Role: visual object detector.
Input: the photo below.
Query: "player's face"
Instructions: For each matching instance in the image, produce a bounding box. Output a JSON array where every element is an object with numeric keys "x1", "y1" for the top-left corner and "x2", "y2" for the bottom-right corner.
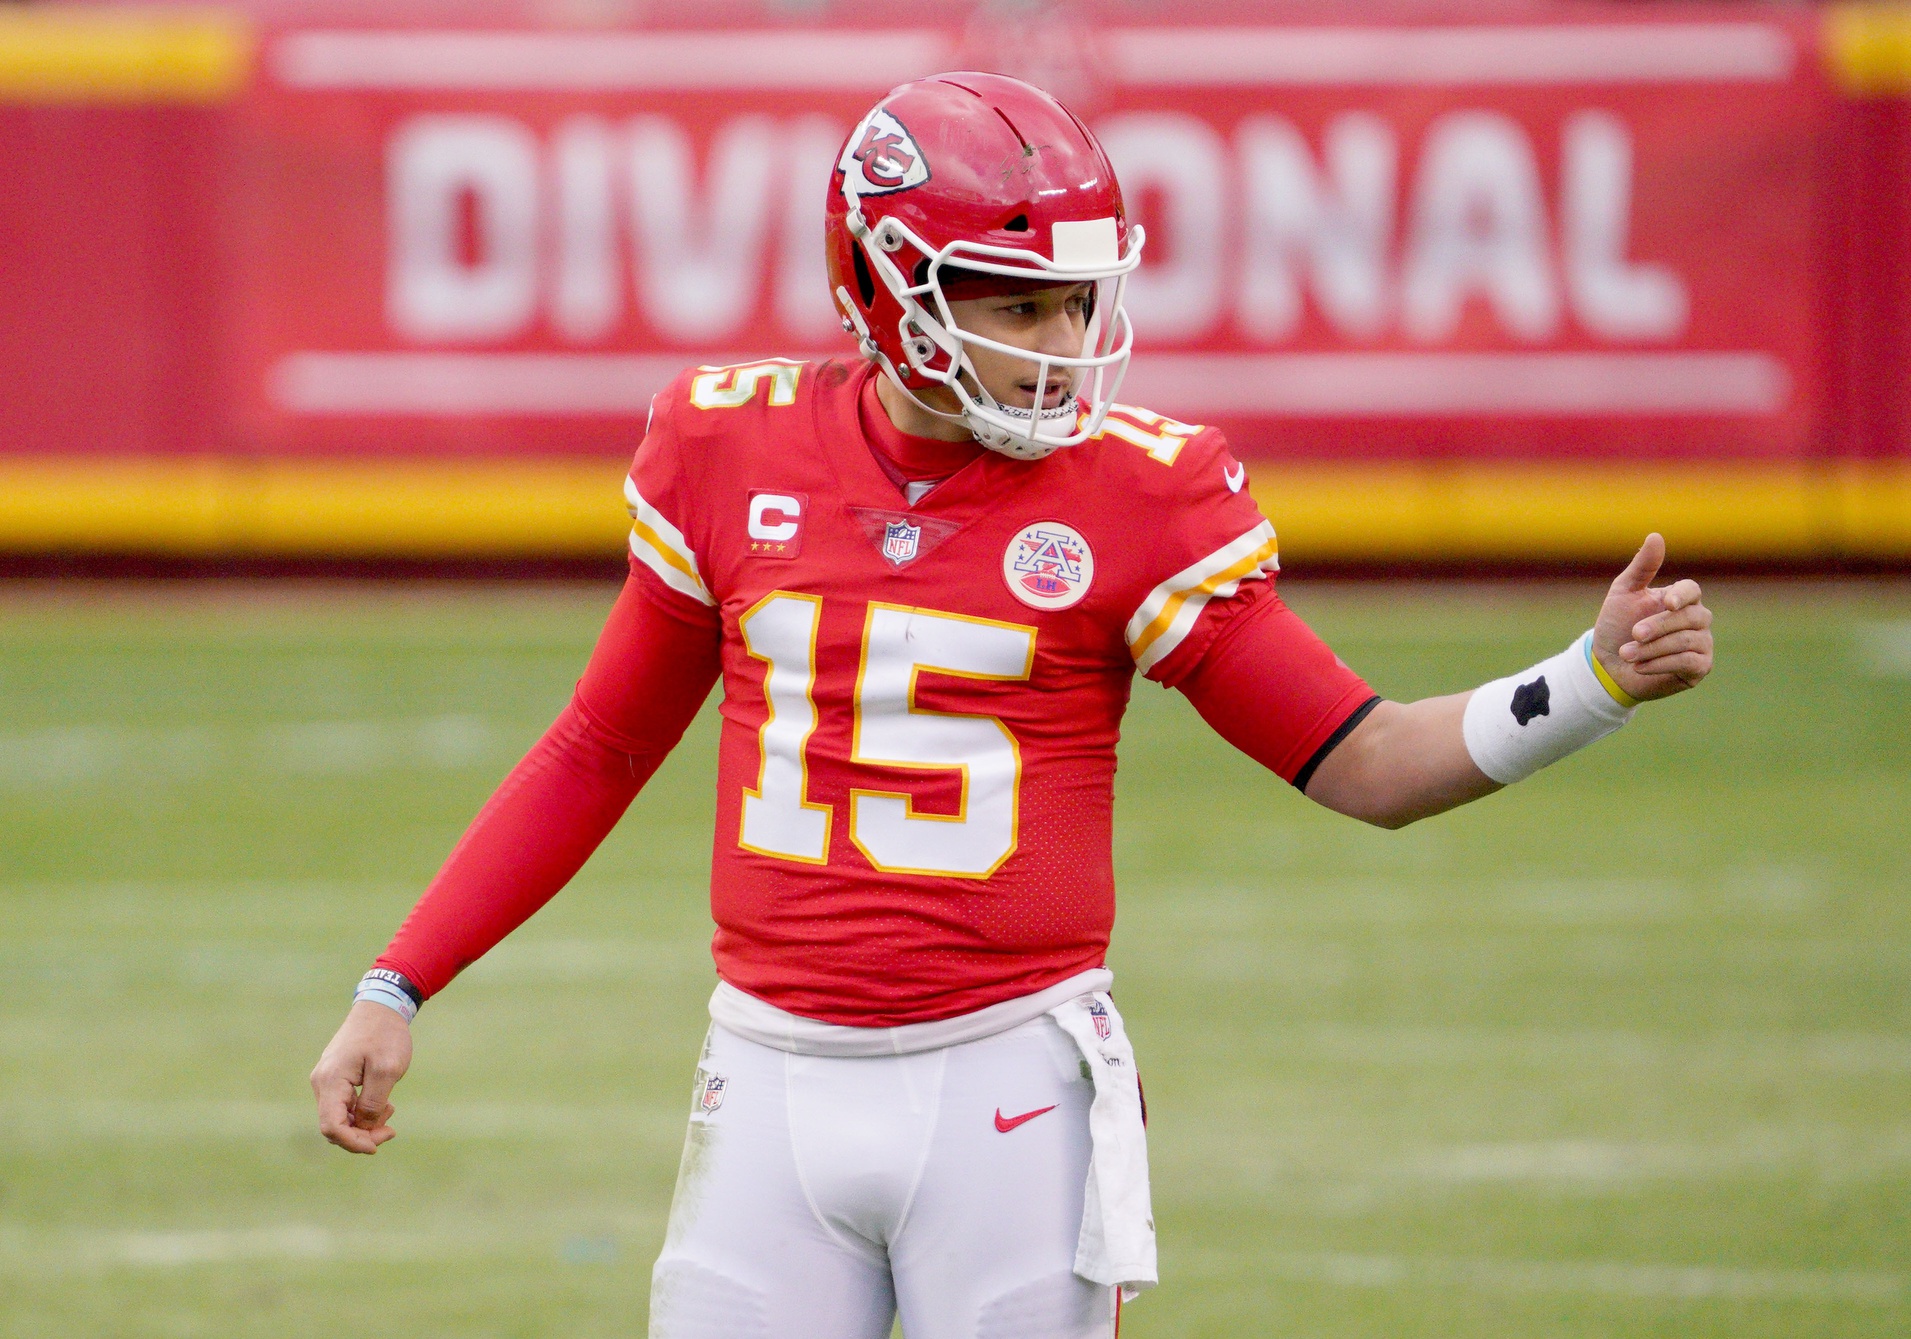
[{"x1": 945, "y1": 283, "x2": 1093, "y2": 413}]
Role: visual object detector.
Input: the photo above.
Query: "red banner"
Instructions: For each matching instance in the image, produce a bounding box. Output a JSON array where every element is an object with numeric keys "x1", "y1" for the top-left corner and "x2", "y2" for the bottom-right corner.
[{"x1": 223, "y1": 7, "x2": 1831, "y2": 462}]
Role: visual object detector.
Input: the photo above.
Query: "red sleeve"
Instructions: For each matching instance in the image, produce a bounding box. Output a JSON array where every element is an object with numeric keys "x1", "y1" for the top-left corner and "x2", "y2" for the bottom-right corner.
[
  {"x1": 374, "y1": 570, "x2": 722, "y2": 998},
  {"x1": 1175, "y1": 582, "x2": 1381, "y2": 789},
  {"x1": 624, "y1": 373, "x2": 719, "y2": 610},
  {"x1": 1122, "y1": 426, "x2": 1281, "y2": 682}
]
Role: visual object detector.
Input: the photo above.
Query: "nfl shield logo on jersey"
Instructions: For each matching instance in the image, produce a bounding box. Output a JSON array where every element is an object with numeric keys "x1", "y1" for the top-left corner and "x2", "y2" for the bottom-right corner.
[
  {"x1": 1087, "y1": 999, "x2": 1112, "y2": 1041},
  {"x1": 881, "y1": 519, "x2": 922, "y2": 566},
  {"x1": 698, "y1": 1071, "x2": 727, "y2": 1114},
  {"x1": 1003, "y1": 521, "x2": 1095, "y2": 611}
]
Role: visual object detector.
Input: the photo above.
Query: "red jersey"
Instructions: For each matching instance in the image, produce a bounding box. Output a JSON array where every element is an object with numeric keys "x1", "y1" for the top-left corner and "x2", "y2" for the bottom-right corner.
[
  {"x1": 621, "y1": 357, "x2": 1360, "y2": 1024},
  {"x1": 375, "y1": 356, "x2": 1374, "y2": 1024}
]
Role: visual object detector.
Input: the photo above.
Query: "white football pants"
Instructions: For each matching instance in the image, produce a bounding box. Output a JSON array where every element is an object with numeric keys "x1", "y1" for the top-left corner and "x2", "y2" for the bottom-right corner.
[{"x1": 648, "y1": 1017, "x2": 1120, "y2": 1338}]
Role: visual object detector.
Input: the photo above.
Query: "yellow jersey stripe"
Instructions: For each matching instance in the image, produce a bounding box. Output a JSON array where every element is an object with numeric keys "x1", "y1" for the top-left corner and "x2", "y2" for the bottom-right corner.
[
  {"x1": 623, "y1": 475, "x2": 712, "y2": 605},
  {"x1": 1125, "y1": 521, "x2": 1278, "y2": 645},
  {"x1": 1125, "y1": 521, "x2": 1280, "y2": 673},
  {"x1": 629, "y1": 517, "x2": 699, "y2": 584},
  {"x1": 1129, "y1": 539, "x2": 1279, "y2": 670},
  {"x1": 1123, "y1": 523, "x2": 1276, "y2": 649},
  {"x1": 627, "y1": 528, "x2": 714, "y2": 606}
]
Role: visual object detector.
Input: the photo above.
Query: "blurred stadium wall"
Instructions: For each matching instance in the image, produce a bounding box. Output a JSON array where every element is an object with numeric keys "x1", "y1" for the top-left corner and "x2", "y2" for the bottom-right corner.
[{"x1": 2, "y1": 0, "x2": 1910, "y2": 567}]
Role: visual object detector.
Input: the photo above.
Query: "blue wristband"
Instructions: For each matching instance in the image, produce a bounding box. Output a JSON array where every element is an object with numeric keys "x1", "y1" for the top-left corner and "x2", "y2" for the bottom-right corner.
[{"x1": 354, "y1": 969, "x2": 421, "y2": 1023}]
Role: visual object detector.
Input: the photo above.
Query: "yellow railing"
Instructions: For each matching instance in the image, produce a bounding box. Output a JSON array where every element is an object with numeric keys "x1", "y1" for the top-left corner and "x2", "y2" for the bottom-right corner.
[
  {"x1": 1, "y1": 457, "x2": 1906, "y2": 562},
  {"x1": 1825, "y1": 3, "x2": 1911, "y2": 94},
  {"x1": 0, "y1": 8, "x2": 1907, "y2": 562},
  {"x1": 0, "y1": 8, "x2": 251, "y2": 103}
]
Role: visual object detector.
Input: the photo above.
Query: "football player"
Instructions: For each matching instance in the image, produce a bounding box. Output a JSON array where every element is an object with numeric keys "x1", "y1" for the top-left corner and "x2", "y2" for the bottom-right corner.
[{"x1": 311, "y1": 73, "x2": 1714, "y2": 1338}]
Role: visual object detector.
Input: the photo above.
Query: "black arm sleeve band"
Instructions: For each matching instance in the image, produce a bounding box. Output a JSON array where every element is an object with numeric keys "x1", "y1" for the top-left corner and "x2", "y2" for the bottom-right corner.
[{"x1": 1291, "y1": 695, "x2": 1384, "y2": 793}]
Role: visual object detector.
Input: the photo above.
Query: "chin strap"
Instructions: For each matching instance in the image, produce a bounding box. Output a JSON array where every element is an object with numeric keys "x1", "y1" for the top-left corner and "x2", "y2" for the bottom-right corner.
[
  {"x1": 965, "y1": 396, "x2": 1081, "y2": 460},
  {"x1": 872, "y1": 356, "x2": 1078, "y2": 461}
]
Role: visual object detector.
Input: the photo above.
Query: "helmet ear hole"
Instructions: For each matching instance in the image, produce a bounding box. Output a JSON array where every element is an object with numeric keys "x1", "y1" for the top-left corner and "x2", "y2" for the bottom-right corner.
[{"x1": 851, "y1": 246, "x2": 877, "y2": 310}]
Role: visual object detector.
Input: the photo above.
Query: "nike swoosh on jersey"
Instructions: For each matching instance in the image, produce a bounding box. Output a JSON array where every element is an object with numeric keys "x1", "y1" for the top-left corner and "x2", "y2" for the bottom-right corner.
[
  {"x1": 1223, "y1": 462, "x2": 1246, "y2": 493},
  {"x1": 994, "y1": 1104, "x2": 1058, "y2": 1133}
]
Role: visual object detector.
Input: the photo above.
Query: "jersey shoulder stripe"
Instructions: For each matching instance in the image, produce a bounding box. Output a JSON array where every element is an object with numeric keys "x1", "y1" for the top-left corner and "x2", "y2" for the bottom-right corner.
[
  {"x1": 625, "y1": 475, "x2": 715, "y2": 607},
  {"x1": 1125, "y1": 520, "x2": 1279, "y2": 673}
]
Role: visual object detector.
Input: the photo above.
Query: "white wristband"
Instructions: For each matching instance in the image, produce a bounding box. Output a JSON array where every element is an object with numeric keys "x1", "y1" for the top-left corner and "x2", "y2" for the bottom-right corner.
[
  {"x1": 354, "y1": 969, "x2": 420, "y2": 1023},
  {"x1": 1462, "y1": 632, "x2": 1635, "y2": 784}
]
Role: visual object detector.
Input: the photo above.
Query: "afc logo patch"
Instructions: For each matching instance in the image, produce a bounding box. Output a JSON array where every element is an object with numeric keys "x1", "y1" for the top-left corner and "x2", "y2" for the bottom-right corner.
[
  {"x1": 1003, "y1": 521, "x2": 1094, "y2": 611},
  {"x1": 697, "y1": 1070, "x2": 727, "y2": 1114},
  {"x1": 747, "y1": 491, "x2": 805, "y2": 559}
]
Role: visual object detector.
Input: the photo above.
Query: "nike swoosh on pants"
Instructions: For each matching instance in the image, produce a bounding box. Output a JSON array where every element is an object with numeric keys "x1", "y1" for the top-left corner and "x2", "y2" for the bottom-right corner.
[{"x1": 993, "y1": 1104, "x2": 1057, "y2": 1133}]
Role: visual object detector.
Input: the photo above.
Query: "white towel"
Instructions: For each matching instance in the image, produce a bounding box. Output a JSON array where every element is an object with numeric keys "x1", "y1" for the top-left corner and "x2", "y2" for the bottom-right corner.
[{"x1": 1048, "y1": 991, "x2": 1157, "y2": 1301}]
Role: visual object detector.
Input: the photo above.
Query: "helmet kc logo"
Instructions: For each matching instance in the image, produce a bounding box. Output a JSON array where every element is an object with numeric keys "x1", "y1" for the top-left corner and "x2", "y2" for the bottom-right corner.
[
  {"x1": 856, "y1": 128, "x2": 914, "y2": 187},
  {"x1": 840, "y1": 108, "x2": 931, "y2": 196}
]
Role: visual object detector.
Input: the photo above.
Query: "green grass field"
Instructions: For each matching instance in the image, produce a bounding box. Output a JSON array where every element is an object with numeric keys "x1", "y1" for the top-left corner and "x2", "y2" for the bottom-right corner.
[{"x1": 2, "y1": 577, "x2": 1907, "y2": 1338}]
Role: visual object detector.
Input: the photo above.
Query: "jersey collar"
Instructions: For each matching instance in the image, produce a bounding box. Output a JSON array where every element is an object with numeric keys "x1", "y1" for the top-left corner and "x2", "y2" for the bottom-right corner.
[
  {"x1": 857, "y1": 372, "x2": 986, "y2": 489},
  {"x1": 814, "y1": 359, "x2": 1012, "y2": 515}
]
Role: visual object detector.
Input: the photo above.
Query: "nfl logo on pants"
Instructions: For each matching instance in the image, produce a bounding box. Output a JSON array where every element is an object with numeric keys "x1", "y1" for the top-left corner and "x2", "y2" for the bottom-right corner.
[{"x1": 882, "y1": 519, "x2": 921, "y2": 565}]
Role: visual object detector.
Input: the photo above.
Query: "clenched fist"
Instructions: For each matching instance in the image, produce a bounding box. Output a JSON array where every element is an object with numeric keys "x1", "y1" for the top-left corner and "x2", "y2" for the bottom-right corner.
[{"x1": 310, "y1": 1000, "x2": 413, "y2": 1154}]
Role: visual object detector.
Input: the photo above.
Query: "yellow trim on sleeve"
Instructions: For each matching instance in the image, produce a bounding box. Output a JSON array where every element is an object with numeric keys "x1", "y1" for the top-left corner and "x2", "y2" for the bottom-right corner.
[
  {"x1": 628, "y1": 518, "x2": 702, "y2": 585},
  {"x1": 1128, "y1": 539, "x2": 1278, "y2": 665}
]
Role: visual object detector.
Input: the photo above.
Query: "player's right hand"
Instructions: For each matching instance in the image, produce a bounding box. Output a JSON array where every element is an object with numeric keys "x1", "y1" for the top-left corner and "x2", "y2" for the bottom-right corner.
[
  {"x1": 310, "y1": 1000, "x2": 413, "y2": 1154},
  {"x1": 1591, "y1": 533, "x2": 1714, "y2": 701}
]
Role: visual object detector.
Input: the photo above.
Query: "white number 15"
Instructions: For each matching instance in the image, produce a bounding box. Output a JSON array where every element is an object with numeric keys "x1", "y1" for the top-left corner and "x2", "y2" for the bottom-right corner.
[{"x1": 737, "y1": 595, "x2": 1036, "y2": 879}]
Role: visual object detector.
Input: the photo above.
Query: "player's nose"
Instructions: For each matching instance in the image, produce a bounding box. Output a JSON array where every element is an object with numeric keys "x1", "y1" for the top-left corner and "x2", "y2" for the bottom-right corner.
[{"x1": 1032, "y1": 306, "x2": 1087, "y2": 360}]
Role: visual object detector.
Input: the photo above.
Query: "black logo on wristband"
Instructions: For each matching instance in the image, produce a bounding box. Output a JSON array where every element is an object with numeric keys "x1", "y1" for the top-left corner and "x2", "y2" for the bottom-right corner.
[{"x1": 1511, "y1": 676, "x2": 1551, "y2": 726}]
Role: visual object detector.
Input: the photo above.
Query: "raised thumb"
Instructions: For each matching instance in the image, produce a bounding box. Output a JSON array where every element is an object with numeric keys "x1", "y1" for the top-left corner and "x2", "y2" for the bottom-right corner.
[{"x1": 1613, "y1": 533, "x2": 1665, "y2": 593}]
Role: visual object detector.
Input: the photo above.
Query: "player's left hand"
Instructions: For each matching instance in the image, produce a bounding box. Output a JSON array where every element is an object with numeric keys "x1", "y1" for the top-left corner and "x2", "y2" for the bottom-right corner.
[{"x1": 1592, "y1": 533, "x2": 1713, "y2": 703}]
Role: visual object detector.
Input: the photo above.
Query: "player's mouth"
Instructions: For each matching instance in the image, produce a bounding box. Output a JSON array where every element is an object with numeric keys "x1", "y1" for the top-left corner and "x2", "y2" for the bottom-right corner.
[{"x1": 1018, "y1": 374, "x2": 1075, "y2": 411}]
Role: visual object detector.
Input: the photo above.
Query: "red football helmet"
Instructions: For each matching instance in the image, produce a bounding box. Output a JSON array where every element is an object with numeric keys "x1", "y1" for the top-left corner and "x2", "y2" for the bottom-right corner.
[{"x1": 825, "y1": 72, "x2": 1144, "y2": 460}]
